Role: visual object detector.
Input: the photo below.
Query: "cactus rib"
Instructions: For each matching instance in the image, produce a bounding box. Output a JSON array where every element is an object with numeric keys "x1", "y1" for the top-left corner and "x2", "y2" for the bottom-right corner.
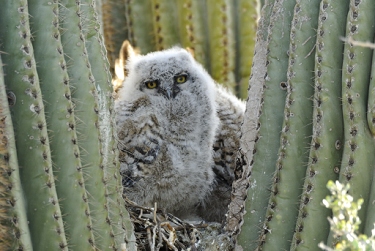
[
  {"x1": 0, "y1": 55, "x2": 33, "y2": 251},
  {"x1": 327, "y1": 0, "x2": 375, "y2": 243},
  {"x1": 257, "y1": 0, "x2": 320, "y2": 249},
  {"x1": 290, "y1": 0, "x2": 349, "y2": 249},
  {"x1": 234, "y1": 0, "x2": 258, "y2": 99},
  {"x1": 81, "y1": 0, "x2": 137, "y2": 248},
  {"x1": 60, "y1": 0, "x2": 118, "y2": 249},
  {"x1": 0, "y1": 0, "x2": 68, "y2": 249},
  {"x1": 176, "y1": 0, "x2": 208, "y2": 67},
  {"x1": 206, "y1": 0, "x2": 236, "y2": 91},
  {"x1": 229, "y1": 0, "x2": 274, "y2": 243},
  {"x1": 150, "y1": 0, "x2": 179, "y2": 50},
  {"x1": 27, "y1": 0, "x2": 97, "y2": 249},
  {"x1": 125, "y1": 0, "x2": 156, "y2": 54},
  {"x1": 236, "y1": 0, "x2": 295, "y2": 249}
]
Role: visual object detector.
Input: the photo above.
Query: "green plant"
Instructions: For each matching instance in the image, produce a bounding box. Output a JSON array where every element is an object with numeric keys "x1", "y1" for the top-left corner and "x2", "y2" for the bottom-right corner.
[{"x1": 319, "y1": 180, "x2": 375, "y2": 251}]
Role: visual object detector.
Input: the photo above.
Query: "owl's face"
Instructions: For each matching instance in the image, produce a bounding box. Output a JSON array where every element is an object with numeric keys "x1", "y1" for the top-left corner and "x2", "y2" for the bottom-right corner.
[{"x1": 120, "y1": 48, "x2": 216, "y2": 103}]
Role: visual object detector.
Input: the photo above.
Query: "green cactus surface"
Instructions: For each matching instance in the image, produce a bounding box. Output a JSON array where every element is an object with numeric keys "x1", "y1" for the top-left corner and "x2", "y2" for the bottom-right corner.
[
  {"x1": 290, "y1": 0, "x2": 348, "y2": 249},
  {"x1": 328, "y1": 0, "x2": 375, "y2": 243},
  {"x1": 81, "y1": 0, "x2": 136, "y2": 248},
  {"x1": 236, "y1": 0, "x2": 295, "y2": 249},
  {"x1": 0, "y1": 1, "x2": 68, "y2": 249},
  {"x1": 28, "y1": 0, "x2": 96, "y2": 249},
  {"x1": 0, "y1": 55, "x2": 33, "y2": 251},
  {"x1": 0, "y1": 0, "x2": 136, "y2": 250}
]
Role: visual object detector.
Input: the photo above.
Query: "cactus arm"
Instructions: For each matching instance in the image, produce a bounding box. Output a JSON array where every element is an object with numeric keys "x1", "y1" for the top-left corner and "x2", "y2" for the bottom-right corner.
[
  {"x1": 235, "y1": 0, "x2": 258, "y2": 99},
  {"x1": 206, "y1": 0, "x2": 236, "y2": 91},
  {"x1": 0, "y1": 1, "x2": 68, "y2": 250},
  {"x1": 80, "y1": 0, "x2": 137, "y2": 249},
  {"x1": 150, "y1": 0, "x2": 179, "y2": 50},
  {"x1": 176, "y1": 0, "x2": 208, "y2": 67},
  {"x1": 236, "y1": 0, "x2": 295, "y2": 249},
  {"x1": 0, "y1": 55, "x2": 32, "y2": 251},
  {"x1": 257, "y1": 0, "x2": 320, "y2": 249},
  {"x1": 27, "y1": 0, "x2": 98, "y2": 249},
  {"x1": 125, "y1": 0, "x2": 156, "y2": 54},
  {"x1": 326, "y1": 0, "x2": 375, "y2": 243},
  {"x1": 290, "y1": 1, "x2": 349, "y2": 249}
]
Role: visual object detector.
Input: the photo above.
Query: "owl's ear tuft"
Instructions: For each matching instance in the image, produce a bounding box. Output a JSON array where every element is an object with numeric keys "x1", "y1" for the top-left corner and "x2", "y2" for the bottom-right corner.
[
  {"x1": 113, "y1": 40, "x2": 140, "y2": 92},
  {"x1": 185, "y1": 47, "x2": 195, "y2": 58}
]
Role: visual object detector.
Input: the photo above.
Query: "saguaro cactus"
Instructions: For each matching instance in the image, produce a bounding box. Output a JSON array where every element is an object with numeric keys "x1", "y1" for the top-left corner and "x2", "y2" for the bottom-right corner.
[
  {"x1": 0, "y1": 54, "x2": 33, "y2": 251},
  {"x1": 234, "y1": 0, "x2": 375, "y2": 250},
  {"x1": 0, "y1": 0, "x2": 135, "y2": 250}
]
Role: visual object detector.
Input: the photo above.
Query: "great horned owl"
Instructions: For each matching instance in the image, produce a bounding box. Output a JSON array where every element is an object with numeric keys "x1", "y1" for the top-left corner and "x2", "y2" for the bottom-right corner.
[{"x1": 114, "y1": 41, "x2": 245, "y2": 222}]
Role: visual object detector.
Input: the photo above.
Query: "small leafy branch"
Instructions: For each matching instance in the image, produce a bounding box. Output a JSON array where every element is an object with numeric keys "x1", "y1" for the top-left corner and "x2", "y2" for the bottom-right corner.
[{"x1": 319, "y1": 181, "x2": 375, "y2": 251}]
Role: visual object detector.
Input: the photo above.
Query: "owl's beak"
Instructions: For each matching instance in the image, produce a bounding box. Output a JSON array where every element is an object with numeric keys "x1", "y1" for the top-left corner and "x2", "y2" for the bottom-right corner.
[{"x1": 159, "y1": 85, "x2": 180, "y2": 99}]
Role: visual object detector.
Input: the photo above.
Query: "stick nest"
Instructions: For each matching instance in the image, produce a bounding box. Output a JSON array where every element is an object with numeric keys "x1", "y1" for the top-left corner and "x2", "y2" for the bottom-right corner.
[{"x1": 124, "y1": 197, "x2": 233, "y2": 251}]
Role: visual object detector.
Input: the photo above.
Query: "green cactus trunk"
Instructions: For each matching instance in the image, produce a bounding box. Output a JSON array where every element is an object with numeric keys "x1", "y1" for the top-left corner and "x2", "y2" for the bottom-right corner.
[
  {"x1": 234, "y1": 0, "x2": 258, "y2": 99},
  {"x1": 81, "y1": 0, "x2": 137, "y2": 248},
  {"x1": 0, "y1": 54, "x2": 33, "y2": 251},
  {"x1": 206, "y1": 0, "x2": 236, "y2": 91},
  {"x1": 29, "y1": 0, "x2": 97, "y2": 248},
  {"x1": 291, "y1": 0, "x2": 348, "y2": 249},
  {"x1": 125, "y1": 0, "x2": 156, "y2": 54},
  {"x1": 236, "y1": 0, "x2": 294, "y2": 248},
  {"x1": 0, "y1": 1, "x2": 136, "y2": 250},
  {"x1": 0, "y1": 1, "x2": 68, "y2": 250},
  {"x1": 327, "y1": 0, "x2": 375, "y2": 245},
  {"x1": 235, "y1": 0, "x2": 375, "y2": 250}
]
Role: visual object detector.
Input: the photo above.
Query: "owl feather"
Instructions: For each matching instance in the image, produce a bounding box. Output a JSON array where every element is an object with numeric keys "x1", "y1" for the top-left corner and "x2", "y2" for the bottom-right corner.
[{"x1": 114, "y1": 42, "x2": 245, "y2": 222}]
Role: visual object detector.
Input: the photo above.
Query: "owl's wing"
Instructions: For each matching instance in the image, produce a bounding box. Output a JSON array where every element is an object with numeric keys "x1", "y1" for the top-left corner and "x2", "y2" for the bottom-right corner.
[
  {"x1": 212, "y1": 86, "x2": 246, "y2": 186},
  {"x1": 116, "y1": 98, "x2": 163, "y2": 187}
]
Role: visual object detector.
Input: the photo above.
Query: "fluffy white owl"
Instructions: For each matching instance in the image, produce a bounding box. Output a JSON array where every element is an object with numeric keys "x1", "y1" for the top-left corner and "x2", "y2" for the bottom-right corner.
[{"x1": 114, "y1": 41, "x2": 245, "y2": 222}]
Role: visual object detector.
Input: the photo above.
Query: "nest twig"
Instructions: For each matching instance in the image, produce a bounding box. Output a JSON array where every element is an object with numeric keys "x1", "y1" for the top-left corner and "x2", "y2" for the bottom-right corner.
[{"x1": 124, "y1": 197, "x2": 210, "y2": 251}]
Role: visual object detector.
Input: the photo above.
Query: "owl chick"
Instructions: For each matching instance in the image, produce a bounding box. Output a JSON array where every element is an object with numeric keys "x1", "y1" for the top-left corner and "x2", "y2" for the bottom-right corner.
[{"x1": 114, "y1": 41, "x2": 245, "y2": 222}]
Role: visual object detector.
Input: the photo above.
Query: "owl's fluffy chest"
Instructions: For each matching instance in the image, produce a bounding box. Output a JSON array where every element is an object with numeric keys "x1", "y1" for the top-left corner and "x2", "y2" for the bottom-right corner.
[{"x1": 151, "y1": 93, "x2": 205, "y2": 141}]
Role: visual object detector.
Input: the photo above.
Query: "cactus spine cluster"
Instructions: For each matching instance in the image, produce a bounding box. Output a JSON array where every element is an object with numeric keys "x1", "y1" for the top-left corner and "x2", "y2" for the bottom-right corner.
[
  {"x1": 234, "y1": 0, "x2": 375, "y2": 250},
  {"x1": 0, "y1": 0, "x2": 135, "y2": 250}
]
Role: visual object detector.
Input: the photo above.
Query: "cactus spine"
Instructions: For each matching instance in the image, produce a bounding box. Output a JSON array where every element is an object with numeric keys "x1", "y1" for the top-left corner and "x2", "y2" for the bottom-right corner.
[
  {"x1": 236, "y1": 0, "x2": 294, "y2": 248},
  {"x1": 0, "y1": 1, "x2": 68, "y2": 249},
  {"x1": 81, "y1": 0, "x2": 137, "y2": 248},
  {"x1": 0, "y1": 55, "x2": 32, "y2": 251},
  {"x1": 328, "y1": 0, "x2": 375, "y2": 243},
  {"x1": 27, "y1": 0, "x2": 96, "y2": 249},
  {"x1": 0, "y1": 0, "x2": 136, "y2": 250},
  {"x1": 291, "y1": 0, "x2": 348, "y2": 248},
  {"x1": 235, "y1": 0, "x2": 375, "y2": 250}
]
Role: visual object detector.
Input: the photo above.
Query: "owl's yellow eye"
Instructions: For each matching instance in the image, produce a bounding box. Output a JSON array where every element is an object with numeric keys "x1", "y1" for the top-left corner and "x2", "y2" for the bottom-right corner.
[
  {"x1": 145, "y1": 80, "x2": 158, "y2": 89},
  {"x1": 175, "y1": 74, "x2": 187, "y2": 84}
]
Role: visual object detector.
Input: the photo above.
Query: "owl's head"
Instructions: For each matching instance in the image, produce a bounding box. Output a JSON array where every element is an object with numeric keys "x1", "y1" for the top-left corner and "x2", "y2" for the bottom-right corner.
[{"x1": 115, "y1": 42, "x2": 216, "y2": 103}]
